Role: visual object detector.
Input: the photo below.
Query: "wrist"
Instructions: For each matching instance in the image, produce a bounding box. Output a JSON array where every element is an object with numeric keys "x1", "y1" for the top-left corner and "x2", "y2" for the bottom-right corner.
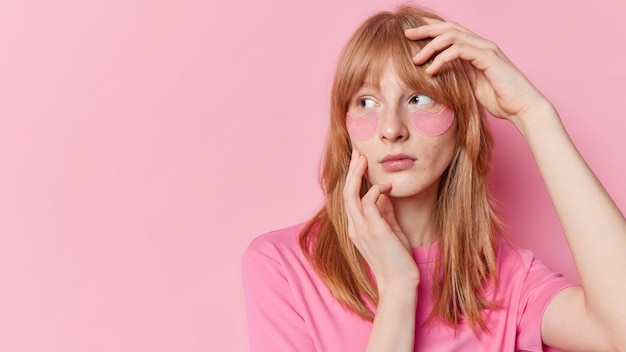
[
  {"x1": 376, "y1": 289, "x2": 418, "y2": 316},
  {"x1": 377, "y1": 280, "x2": 419, "y2": 302},
  {"x1": 509, "y1": 99, "x2": 561, "y2": 138}
]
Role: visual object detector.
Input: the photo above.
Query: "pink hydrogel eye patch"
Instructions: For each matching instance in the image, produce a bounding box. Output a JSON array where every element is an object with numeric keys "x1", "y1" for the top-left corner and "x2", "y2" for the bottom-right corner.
[
  {"x1": 346, "y1": 111, "x2": 379, "y2": 140},
  {"x1": 411, "y1": 107, "x2": 455, "y2": 136}
]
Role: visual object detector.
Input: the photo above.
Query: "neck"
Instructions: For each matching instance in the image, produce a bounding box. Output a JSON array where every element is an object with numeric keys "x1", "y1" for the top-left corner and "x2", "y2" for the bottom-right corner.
[{"x1": 390, "y1": 182, "x2": 439, "y2": 248}]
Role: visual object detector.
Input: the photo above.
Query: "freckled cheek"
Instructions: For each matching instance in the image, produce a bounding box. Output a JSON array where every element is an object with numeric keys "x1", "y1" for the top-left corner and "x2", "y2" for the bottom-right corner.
[
  {"x1": 411, "y1": 107, "x2": 455, "y2": 136},
  {"x1": 428, "y1": 134, "x2": 457, "y2": 171},
  {"x1": 346, "y1": 112, "x2": 379, "y2": 140}
]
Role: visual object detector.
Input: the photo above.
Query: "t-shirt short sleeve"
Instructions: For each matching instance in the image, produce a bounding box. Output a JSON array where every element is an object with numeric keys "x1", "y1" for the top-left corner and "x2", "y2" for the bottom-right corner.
[
  {"x1": 241, "y1": 235, "x2": 316, "y2": 352},
  {"x1": 516, "y1": 256, "x2": 576, "y2": 351}
]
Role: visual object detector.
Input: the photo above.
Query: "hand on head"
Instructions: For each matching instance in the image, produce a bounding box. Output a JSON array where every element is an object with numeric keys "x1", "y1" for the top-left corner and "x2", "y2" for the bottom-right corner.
[{"x1": 405, "y1": 18, "x2": 551, "y2": 124}]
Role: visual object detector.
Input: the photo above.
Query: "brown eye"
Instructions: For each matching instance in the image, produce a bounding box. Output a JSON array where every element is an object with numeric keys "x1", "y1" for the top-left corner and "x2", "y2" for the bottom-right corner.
[
  {"x1": 358, "y1": 97, "x2": 376, "y2": 109},
  {"x1": 409, "y1": 94, "x2": 434, "y2": 106}
]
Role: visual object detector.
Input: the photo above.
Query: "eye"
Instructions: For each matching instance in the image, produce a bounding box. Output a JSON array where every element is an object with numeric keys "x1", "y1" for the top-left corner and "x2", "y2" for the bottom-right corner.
[
  {"x1": 409, "y1": 94, "x2": 434, "y2": 106},
  {"x1": 358, "y1": 97, "x2": 376, "y2": 109}
]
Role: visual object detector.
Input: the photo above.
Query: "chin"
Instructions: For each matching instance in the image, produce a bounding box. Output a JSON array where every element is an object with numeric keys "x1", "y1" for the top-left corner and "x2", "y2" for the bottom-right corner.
[
  {"x1": 387, "y1": 187, "x2": 424, "y2": 199},
  {"x1": 364, "y1": 172, "x2": 441, "y2": 198},
  {"x1": 387, "y1": 178, "x2": 440, "y2": 199}
]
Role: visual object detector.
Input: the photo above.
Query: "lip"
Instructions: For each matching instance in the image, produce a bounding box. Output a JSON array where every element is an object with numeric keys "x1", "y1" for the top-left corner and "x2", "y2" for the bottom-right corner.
[{"x1": 379, "y1": 154, "x2": 416, "y2": 172}]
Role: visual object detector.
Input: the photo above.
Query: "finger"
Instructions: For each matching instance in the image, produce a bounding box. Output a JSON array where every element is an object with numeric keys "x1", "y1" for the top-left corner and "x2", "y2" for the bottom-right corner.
[
  {"x1": 344, "y1": 148, "x2": 362, "y2": 200},
  {"x1": 372, "y1": 192, "x2": 414, "y2": 250},
  {"x1": 346, "y1": 212, "x2": 358, "y2": 242},
  {"x1": 345, "y1": 148, "x2": 359, "y2": 181},
  {"x1": 411, "y1": 26, "x2": 496, "y2": 66},
  {"x1": 403, "y1": 17, "x2": 443, "y2": 39},
  {"x1": 405, "y1": 19, "x2": 475, "y2": 41},
  {"x1": 361, "y1": 183, "x2": 392, "y2": 223},
  {"x1": 343, "y1": 152, "x2": 368, "y2": 223},
  {"x1": 375, "y1": 191, "x2": 395, "y2": 222},
  {"x1": 461, "y1": 59, "x2": 477, "y2": 87},
  {"x1": 425, "y1": 42, "x2": 500, "y2": 75},
  {"x1": 345, "y1": 150, "x2": 366, "y2": 193}
]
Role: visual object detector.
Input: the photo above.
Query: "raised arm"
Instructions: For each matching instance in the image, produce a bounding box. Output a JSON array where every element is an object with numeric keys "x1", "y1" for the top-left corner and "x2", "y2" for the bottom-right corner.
[{"x1": 406, "y1": 19, "x2": 626, "y2": 351}]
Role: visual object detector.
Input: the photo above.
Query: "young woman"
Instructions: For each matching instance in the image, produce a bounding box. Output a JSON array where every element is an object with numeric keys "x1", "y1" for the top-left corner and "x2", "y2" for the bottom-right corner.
[{"x1": 242, "y1": 5, "x2": 626, "y2": 351}]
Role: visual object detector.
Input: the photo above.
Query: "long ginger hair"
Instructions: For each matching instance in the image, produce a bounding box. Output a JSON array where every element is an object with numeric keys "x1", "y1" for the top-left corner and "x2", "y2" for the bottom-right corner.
[{"x1": 299, "y1": 5, "x2": 502, "y2": 333}]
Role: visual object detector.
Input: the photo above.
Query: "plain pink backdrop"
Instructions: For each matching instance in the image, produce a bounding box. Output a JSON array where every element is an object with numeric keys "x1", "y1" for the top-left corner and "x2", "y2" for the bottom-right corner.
[{"x1": 0, "y1": 0, "x2": 624, "y2": 351}]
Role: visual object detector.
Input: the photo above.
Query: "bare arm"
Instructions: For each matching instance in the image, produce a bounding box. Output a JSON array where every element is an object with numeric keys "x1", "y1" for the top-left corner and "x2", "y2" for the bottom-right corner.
[
  {"x1": 407, "y1": 19, "x2": 626, "y2": 351},
  {"x1": 516, "y1": 101, "x2": 626, "y2": 352}
]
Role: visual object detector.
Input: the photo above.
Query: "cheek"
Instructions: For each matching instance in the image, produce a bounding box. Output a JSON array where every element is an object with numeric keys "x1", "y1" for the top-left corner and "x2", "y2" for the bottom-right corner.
[
  {"x1": 411, "y1": 107, "x2": 455, "y2": 136},
  {"x1": 346, "y1": 112, "x2": 379, "y2": 140},
  {"x1": 428, "y1": 132, "x2": 457, "y2": 171}
]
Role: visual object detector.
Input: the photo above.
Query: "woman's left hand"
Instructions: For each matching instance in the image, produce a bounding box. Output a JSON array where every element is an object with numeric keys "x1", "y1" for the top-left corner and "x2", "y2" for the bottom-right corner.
[{"x1": 405, "y1": 18, "x2": 550, "y2": 124}]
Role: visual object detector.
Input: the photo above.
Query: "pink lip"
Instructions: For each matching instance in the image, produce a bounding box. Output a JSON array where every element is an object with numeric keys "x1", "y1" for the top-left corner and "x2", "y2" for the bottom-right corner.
[{"x1": 380, "y1": 154, "x2": 416, "y2": 172}]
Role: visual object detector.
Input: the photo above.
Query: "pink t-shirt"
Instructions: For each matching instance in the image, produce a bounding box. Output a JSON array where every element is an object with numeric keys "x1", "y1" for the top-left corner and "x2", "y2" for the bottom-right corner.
[{"x1": 242, "y1": 223, "x2": 575, "y2": 351}]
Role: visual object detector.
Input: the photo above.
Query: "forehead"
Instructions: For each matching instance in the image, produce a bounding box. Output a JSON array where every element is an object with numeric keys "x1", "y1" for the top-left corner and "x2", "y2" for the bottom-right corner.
[
  {"x1": 357, "y1": 66, "x2": 409, "y2": 92},
  {"x1": 352, "y1": 58, "x2": 444, "y2": 102}
]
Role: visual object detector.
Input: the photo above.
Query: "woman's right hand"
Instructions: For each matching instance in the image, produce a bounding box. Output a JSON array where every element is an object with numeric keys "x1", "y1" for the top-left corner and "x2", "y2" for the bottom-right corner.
[{"x1": 343, "y1": 148, "x2": 420, "y2": 295}]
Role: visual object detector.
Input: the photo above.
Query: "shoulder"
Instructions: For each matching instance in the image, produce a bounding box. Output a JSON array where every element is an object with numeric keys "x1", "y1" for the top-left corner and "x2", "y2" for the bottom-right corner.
[
  {"x1": 241, "y1": 222, "x2": 314, "y2": 278},
  {"x1": 494, "y1": 238, "x2": 573, "y2": 306},
  {"x1": 495, "y1": 238, "x2": 535, "y2": 276},
  {"x1": 496, "y1": 238, "x2": 570, "y2": 288},
  {"x1": 492, "y1": 239, "x2": 575, "y2": 350},
  {"x1": 243, "y1": 223, "x2": 307, "y2": 260},
  {"x1": 490, "y1": 239, "x2": 538, "y2": 302},
  {"x1": 241, "y1": 223, "x2": 322, "y2": 351}
]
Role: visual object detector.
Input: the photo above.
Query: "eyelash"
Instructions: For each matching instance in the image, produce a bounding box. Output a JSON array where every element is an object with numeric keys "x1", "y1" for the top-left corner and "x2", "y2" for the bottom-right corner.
[
  {"x1": 357, "y1": 97, "x2": 376, "y2": 109},
  {"x1": 352, "y1": 94, "x2": 435, "y2": 110},
  {"x1": 409, "y1": 94, "x2": 434, "y2": 106}
]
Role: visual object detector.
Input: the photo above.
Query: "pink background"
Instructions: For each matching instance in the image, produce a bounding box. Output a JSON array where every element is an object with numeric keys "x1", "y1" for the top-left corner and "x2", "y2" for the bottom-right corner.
[{"x1": 1, "y1": 0, "x2": 624, "y2": 350}]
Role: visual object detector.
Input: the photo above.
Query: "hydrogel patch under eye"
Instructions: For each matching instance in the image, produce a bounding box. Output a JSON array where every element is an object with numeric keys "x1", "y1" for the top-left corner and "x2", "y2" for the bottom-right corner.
[
  {"x1": 346, "y1": 111, "x2": 379, "y2": 140},
  {"x1": 411, "y1": 107, "x2": 455, "y2": 136}
]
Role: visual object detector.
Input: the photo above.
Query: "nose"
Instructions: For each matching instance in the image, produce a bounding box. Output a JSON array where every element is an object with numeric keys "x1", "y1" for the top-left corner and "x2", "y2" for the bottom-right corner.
[{"x1": 379, "y1": 108, "x2": 409, "y2": 142}]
